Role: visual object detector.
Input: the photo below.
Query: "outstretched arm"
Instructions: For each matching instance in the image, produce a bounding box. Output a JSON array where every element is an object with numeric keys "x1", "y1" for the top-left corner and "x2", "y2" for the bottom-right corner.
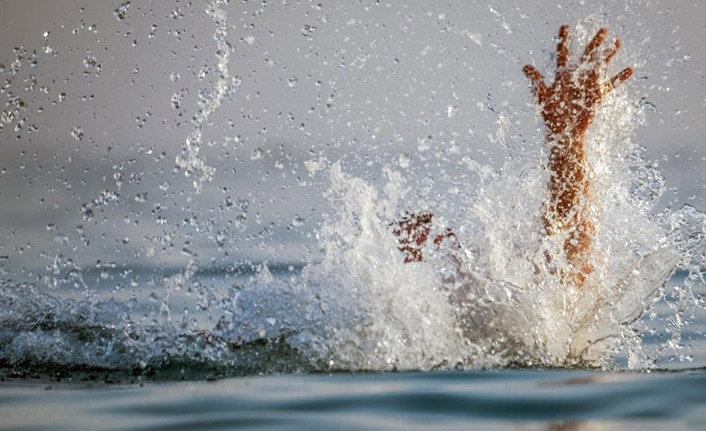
[{"x1": 524, "y1": 25, "x2": 633, "y2": 287}]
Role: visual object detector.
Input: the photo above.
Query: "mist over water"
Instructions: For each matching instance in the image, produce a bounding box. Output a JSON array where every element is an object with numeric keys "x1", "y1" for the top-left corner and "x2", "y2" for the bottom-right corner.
[{"x1": 0, "y1": 1, "x2": 705, "y2": 380}]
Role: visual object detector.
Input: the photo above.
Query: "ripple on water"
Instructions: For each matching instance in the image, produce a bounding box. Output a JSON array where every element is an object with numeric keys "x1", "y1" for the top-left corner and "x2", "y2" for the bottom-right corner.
[{"x1": 1, "y1": 370, "x2": 705, "y2": 430}]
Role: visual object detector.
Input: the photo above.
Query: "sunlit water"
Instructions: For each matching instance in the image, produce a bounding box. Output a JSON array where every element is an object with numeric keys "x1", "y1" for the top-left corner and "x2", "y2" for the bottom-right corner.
[{"x1": 1, "y1": 0, "x2": 706, "y2": 429}]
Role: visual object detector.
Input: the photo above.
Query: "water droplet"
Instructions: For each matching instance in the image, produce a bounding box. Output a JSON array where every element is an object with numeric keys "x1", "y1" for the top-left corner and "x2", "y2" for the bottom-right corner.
[
  {"x1": 170, "y1": 88, "x2": 189, "y2": 110},
  {"x1": 197, "y1": 65, "x2": 209, "y2": 80},
  {"x1": 170, "y1": 8, "x2": 184, "y2": 20},
  {"x1": 113, "y1": 171, "x2": 124, "y2": 188},
  {"x1": 70, "y1": 126, "x2": 83, "y2": 141},
  {"x1": 304, "y1": 157, "x2": 326, "y2": 174},
  {"x1": 468, "y1": 32, "x2": 482, "y2": 46},
  {"x1": 215, "y1": 231, "x2": 227, "y2": 247},
  {"x1": 301, "y1": 24, "x2": 316, "y2": 37},
  {"x1": 114, "y1": 2, "x2": 131, "y2": 21},
  {"x1": 398, "y1": 153, "x2": 411, "y2": 169},
  {"x1": 83, "y1": 55, "x2": 98, "y2": 69}
]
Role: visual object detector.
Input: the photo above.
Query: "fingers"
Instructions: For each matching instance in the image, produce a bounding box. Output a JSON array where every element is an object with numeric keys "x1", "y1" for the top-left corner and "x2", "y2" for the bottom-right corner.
[
  {"x1": 582, "y1": 27, "x2": 608, "y2": 62},
  {"x1": 603, "y1": 39, "x2": 621, "y2": 64},
  {"x1": 557, "y1": 25, "x2": 570, "y2": 68},
  {"x1": 602, "y1": 67, "x2": 633, "y2": 96},
  {"x1": 610, "y1": 67, "x2": 633, "y2": 89},
  {"x1": 523, "y1": 65, "x2": 548, "y2": 101},
  {"x1": 523, "y1": 64, "x2": 544, "y2": 83}
]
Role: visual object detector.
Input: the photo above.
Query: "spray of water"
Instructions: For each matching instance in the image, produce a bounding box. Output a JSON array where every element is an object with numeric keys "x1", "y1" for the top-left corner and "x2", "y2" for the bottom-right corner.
[
  {"x1": 174, "y1": 0, "x2": 239, "y2": 193},
  {"x1": 0, "y1": 9, "x2": 705, "y2": 378}
]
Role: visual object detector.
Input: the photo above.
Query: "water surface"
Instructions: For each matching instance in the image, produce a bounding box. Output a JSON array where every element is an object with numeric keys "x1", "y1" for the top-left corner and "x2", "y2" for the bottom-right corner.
[{"x1": 2, "y1": 369, "x2": 705, "y2": 431}]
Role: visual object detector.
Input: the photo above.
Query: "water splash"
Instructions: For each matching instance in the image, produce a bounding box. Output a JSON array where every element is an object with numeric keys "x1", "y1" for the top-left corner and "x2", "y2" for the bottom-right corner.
[
  {"x1": 0, "y1": 10, "x2": 705, "y2": 379},
  {"x1": 174, "y1": 0, "x2": 239, "y2": 193}
]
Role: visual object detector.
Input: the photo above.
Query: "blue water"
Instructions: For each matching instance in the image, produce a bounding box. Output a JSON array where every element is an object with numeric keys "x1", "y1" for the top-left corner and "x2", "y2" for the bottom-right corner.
[{"x1": 2, "y1": 369, "x2": 705, "y2": 430}]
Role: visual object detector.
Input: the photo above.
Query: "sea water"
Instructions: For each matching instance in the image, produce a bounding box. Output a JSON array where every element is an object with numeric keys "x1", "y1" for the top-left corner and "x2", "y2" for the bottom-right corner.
[
  {"x1": 0, "y1": 270, "x2": 704, "y2": 430},
  {"x1": 1, "y1": 369, "x2": 706, "y2": 431}
]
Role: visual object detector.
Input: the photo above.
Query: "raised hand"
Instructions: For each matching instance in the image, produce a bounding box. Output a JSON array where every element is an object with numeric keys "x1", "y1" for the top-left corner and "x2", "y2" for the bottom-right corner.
[
  {"x1": 523, "y1": 25, "x2": 633, "y2": 138},
  {"x1": 524, "y1": 25, "x2": 634, "y2": 288}
]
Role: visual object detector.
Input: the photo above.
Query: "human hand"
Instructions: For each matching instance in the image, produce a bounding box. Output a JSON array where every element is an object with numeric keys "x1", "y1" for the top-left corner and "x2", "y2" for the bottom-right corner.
[
  {"x1": 523, "y1": 25, "x2": 633, "y2": 138},
  {"x1": 392, "y1": 212, "x2": 456, "y2": 263}
]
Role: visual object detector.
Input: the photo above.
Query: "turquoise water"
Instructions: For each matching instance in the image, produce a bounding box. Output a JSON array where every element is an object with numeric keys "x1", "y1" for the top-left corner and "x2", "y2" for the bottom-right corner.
[{"x1": 2, "y1": 369, "x2": 705, "y2": 430}]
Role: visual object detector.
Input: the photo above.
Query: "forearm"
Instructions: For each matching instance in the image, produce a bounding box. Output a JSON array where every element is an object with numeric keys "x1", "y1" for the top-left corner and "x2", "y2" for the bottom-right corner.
[
  {"x1": 544, "y1": 132, "x2": 596, "y2": 284},
  {"x1": 545, "y1": 133, "x2": 590, "y2": 217}
]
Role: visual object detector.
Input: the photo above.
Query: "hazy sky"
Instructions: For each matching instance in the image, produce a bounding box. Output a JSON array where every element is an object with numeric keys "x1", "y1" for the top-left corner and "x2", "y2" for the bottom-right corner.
[{"x1": 1, "y1": 0, "x2": 705, "y2": 275}]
